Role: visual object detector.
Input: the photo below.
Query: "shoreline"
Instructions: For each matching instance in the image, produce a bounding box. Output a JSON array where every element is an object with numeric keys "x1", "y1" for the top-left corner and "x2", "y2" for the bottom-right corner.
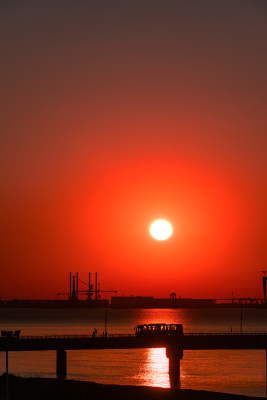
[{"x1": 0, "y1": 375, "x2": 263, "y2": 400}]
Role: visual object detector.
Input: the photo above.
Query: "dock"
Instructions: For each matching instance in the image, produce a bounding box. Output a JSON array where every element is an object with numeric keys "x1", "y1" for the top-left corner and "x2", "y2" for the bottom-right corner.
[{"x1": 1, "y1": 330, "x2": 267, "y2": 393}]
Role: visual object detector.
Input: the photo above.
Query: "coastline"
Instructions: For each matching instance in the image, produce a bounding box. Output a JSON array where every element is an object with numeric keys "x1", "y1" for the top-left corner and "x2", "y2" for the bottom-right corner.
[{"x1": 0, "y1": 375, "x2": 263, "y2": 400}]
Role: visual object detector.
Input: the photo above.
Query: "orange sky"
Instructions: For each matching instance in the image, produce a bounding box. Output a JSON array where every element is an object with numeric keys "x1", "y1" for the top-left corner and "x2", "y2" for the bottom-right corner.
[{"x1": 0, "y1": 1, "x2": 266, "y2": 299}]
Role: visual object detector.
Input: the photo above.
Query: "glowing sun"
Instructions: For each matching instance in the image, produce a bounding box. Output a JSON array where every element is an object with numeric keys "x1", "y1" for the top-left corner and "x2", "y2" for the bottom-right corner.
[{"x1": 149, "y1": 219, "x2": 173, "y2": 241}]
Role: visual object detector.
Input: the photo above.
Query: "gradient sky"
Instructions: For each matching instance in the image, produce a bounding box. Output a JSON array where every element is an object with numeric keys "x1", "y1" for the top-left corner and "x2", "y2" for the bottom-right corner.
[{"x1": 1, "y1": 0, "x2": 266, "y2": 299}]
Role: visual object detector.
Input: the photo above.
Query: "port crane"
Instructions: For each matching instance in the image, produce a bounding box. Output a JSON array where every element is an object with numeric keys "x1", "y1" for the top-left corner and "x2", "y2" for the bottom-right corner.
[{"x1": 57, "y1": 272, "x2": 117, "y2": 301}]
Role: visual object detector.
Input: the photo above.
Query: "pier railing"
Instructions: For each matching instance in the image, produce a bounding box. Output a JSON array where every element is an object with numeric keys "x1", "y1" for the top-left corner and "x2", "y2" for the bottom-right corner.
[
  {"x1": 1, "y1": 330, "x2": 267, "y2": 396},
  {"x1": 7, "y1": 331, "x2": 266, "y2": 340}
]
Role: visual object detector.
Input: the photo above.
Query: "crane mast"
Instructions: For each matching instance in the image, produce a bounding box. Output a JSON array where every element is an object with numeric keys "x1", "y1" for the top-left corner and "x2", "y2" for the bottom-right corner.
[
  {"x1": 261, "y1": 271, "x2": 267, "y2": 301},
  {"x1": 67, "y1": 272, "x2": 116, "y2": 302}
]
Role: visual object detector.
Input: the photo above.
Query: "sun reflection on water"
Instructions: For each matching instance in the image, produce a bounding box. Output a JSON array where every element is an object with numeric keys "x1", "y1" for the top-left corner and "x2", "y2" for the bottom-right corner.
[{"x1": 139, "y1": 348, "x2": 170, "y2": 388}]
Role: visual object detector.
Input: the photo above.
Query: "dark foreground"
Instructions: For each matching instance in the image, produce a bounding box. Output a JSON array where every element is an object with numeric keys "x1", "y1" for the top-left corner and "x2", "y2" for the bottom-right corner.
[{"x1": 0, "y1": 375, "x2": 263, "y2": 400}]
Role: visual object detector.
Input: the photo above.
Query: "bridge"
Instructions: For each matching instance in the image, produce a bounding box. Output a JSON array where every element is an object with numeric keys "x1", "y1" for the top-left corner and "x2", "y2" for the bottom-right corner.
[{"x1": 1, "y1": 331, "x2": 267, "y2": 392}]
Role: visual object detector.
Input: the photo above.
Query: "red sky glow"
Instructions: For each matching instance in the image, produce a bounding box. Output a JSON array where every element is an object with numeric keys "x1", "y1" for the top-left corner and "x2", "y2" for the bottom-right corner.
[{"x1": 0, "y1": 0, "x2": 266, "y2": 299}]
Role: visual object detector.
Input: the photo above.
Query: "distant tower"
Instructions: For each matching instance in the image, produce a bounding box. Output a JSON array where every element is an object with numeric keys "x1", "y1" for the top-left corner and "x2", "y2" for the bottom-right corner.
[
  {"x1": 261, "y1": 271, "x2": 267, "y2": 301},
  {"x1": 72, "y1": 274, "x2": 76, "y2": 301}
]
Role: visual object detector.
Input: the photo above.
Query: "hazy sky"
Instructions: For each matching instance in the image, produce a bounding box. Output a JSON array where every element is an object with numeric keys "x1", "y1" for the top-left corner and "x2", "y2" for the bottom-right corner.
[{"x1": 1, "y1": 0, "x2": 266, "y2": 299}]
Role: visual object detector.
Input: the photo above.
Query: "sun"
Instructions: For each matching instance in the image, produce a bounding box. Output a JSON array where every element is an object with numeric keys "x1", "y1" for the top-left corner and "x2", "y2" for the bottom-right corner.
[{"x1": 149, "y1": 219, "x2": 173, "y2": 241}]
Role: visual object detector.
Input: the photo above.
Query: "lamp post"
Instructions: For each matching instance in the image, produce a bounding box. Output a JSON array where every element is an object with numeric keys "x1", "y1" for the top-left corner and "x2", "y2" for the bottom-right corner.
[
  {"x1": 6, "y1": 348, "x2": 9, "y2": 400},
  {"x1": 104, "y1": 303, "x2": 108, "y2": 336},
  {"x1": 240, "y1": 301, "x2": 243, "y2": 333}
]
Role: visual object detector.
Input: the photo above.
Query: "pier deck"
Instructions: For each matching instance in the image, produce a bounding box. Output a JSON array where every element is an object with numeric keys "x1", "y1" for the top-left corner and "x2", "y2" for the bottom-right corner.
[
  {"x1": 1, "y1": 331, "x2": 267, "y2": 392},
  {"x1": 0, "y1": 332, "x2": 267, "y2": 351}
]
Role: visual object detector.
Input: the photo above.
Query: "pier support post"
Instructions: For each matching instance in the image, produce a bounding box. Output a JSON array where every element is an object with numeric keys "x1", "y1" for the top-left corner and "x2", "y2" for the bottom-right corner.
[
  {"x1": 265, "y1": 348, "x2": 267, "y2": 399},
  {"x1": 6, "y1": 350, "x2": 9, "y2": 400},
  {"x1": 57, "y1": 349, "x2": 67, "y2": 379},
  {"x1": 166, "y1": 346, "x2": 183, "y2": 388}
]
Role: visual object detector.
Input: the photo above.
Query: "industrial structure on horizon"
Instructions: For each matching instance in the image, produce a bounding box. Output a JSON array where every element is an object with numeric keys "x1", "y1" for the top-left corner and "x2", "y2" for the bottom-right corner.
[
  {"x1": 111, "y1": 271, "x2": 267, "y2": 309},
  {"x1": 58, "y1": 272, "x2": 117, "y2": 302},
  {"x1": 0, "y1": 271, "x2": 266, "y2": 309},
  {"x1": 262, "y1": 270, "x2": 267, "y2": 301}
]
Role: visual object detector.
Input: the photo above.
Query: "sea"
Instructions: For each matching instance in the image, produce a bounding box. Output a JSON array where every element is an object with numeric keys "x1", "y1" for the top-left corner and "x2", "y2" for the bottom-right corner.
[{"x1": 0, "y1": 307, "x2": 266, "y2": 397}]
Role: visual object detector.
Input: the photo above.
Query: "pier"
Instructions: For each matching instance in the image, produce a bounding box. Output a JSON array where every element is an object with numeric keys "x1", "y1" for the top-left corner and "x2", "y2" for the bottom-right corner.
[{"x1": 1, "y1": 331, "x2": 267, "y2": 393}]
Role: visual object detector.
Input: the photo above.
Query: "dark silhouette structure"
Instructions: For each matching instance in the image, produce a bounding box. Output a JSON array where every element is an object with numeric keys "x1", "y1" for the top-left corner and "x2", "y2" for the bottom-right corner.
[
  {"x1": 1, "y1": 328, "x2": 267, "y2": 391},
  {"x1": 60, "y1": 272, "x2": 117, "y2": 302},
  {"x1": 262, "y1": 271, "x2": 267, "y2": 301}
]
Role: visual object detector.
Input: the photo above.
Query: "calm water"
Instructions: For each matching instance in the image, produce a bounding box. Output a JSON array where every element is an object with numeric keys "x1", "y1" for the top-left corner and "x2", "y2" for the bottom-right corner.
[{"x1": 0, "y1": 307, "x2": 266, "y2": 397}]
